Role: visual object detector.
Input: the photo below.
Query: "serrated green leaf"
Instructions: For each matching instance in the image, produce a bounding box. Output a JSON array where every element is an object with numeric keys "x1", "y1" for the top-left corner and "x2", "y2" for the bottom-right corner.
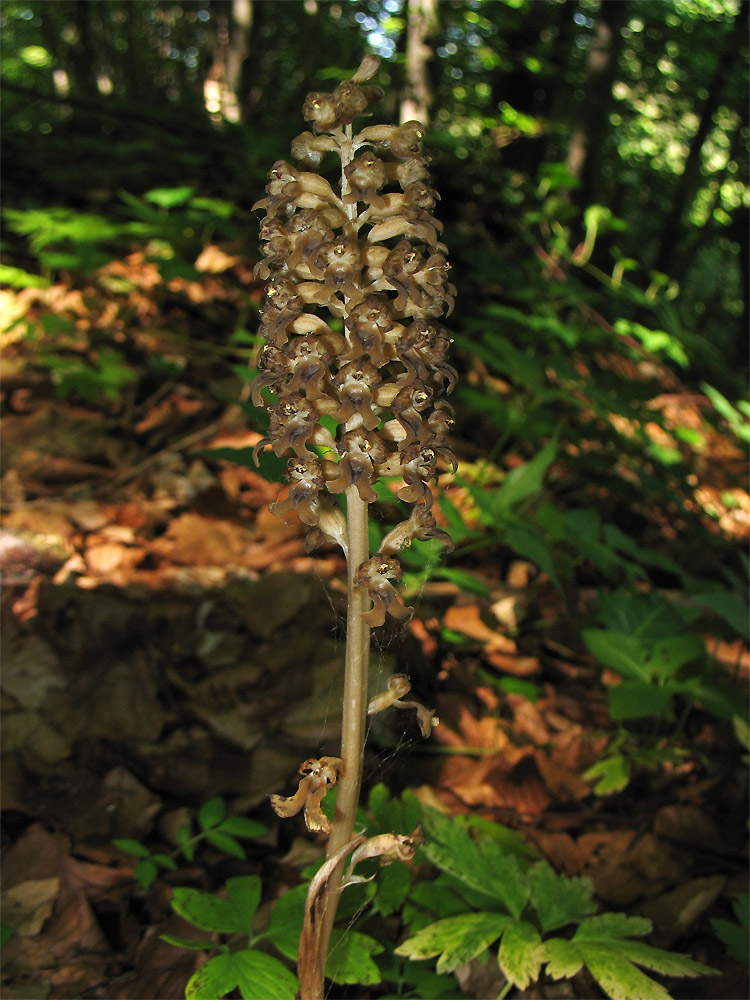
[
  {"x1": 476, "y1": 838, "x2": 530, "y2": 918},
  {"x1": 497, "y1": 920, "x2": 546, "y2": 990},
  {"x1": 528, "y1": 860, "x2": 596, "y2": 933},
  {"x1": 266, "y1": 885, "x2": 307, "y2": 962},
  {"x1": 711, "y1": 915, "x2": 750, "y2": 964},
  {"x1": 579, "y1": 942, "x2": 673, "y2": 1000},
  {"x1": 575, "y1": 912, "x2": 653, "y2": 940},
  {"x1": 113, "y1": 838, "x2": 151, "y2": 859},
  {"x1": 161, "y1": 933, "x2": 217, "y2": 950},
  {"x1": 204, "y1": 830, "x2": 247, "y2": 859},
  {"x1": 171, "y1": 876, "x2": 259, "y2": 934},
  {"x1": 326, "y1": 928, "x2": 383, "y2": 985},
  {"x1": 198, "y1": 796, "x2": 226, "y2": 831},
  {"x1": 234, "y1": 949, "x2": 298, "y2": 999},
  {"x1": 606, "y1": 938, "x2": 716, "y2": 978},
  {"x1": 372, "y1": 856, "x2": 411, "y2": 916},
  {"x1": 185, "y1": 953, "x2": 237, "y2": 999},
  {"x1": 134, "y1": 857, "x2": 158, "y2": 890},
  {"x1": 216, "y1": 817, "x2": 268, "y2": 838},
  {"x1": 544, "y1": 937, "x2": 584, "y2": 980},
  {"x1": 396, "y1": 912, "x2": 509, "y2": 974},
  {"x1": 584, "y1": 754, "x2": 631, "y2": 795}
]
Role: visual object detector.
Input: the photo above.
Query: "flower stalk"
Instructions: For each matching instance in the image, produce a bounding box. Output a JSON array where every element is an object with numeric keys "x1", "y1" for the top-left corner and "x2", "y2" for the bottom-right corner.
[{"x1": 251, "y1": 54, "x2": 455, "y2": 999}]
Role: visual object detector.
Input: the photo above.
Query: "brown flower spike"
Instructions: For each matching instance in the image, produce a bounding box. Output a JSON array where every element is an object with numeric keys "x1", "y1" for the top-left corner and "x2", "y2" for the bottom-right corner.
[{"x1": 252, "y1": 55, "x2": 456, "y2": 626}]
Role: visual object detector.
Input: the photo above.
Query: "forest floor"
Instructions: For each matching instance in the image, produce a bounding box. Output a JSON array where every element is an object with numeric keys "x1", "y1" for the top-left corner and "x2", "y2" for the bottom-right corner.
[{"x1": 1, "y1": 251, "x2": 748, "y2": 1000}]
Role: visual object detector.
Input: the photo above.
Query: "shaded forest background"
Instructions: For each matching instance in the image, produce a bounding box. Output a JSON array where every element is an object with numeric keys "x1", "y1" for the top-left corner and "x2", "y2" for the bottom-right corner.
[{"x1": 1, "y1": 2, "x2": 749, "y2": 999}]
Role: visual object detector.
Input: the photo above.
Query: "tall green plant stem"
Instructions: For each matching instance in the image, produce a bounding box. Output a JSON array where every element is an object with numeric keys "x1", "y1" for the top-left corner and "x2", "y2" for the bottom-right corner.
[{"x1": 301, "y1": 125, "x2": 372, "y2": 999}]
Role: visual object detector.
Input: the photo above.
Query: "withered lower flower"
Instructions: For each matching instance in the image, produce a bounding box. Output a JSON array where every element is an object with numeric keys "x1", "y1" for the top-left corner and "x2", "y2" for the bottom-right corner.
[{"x1": 251, "y1": 55, "x2": 456, "y2": 633}]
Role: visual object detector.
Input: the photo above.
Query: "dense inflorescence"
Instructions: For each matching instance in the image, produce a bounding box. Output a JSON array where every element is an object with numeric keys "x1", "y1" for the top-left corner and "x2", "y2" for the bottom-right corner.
[{"x1": 251, "y1": 55, "x2": 456, "y2": 627}]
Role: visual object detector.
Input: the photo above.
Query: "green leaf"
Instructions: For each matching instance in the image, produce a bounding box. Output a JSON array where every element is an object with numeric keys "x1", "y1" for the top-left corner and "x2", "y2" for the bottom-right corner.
[
  {"x1": 177, "y1": 824, "x2": 195, "y2": 862},
  {"x1": 266, "y1": 885, "x2": 307, "y2": 961},
  {"x1": 579, "y1": 943, "x2": 673, "y2": 1000},
  {"x1": 216, "y1": 817, "x2": 268, "y2": 839},
  {"x1": 583, "y1": 754, "x2": 631, "y2": 796},
  {"x1": 527, "y1": 861, "x2": 596, "y2": 933},
  {"x1": 371, "y1": 857, "x2": 411, "y2": 916},
  {"x1": 575, "y1": 912, "x2": 653, "y2": 940},
  {"x1": 234, "y1": 949, "x2": 298, "y2": 1000},
  {"x1": 582, "y1": 630, "x2": 650, "y2": 682},
  {"x1": 605, "y1": 938, "x2": 716, "y2": 978},
  {"x1": 171, "y1": 876, "x2": 260, "y2": 934},
  {"x1": 545, "y1": 937, "x2": 584, "y2": 980},
  {"x1": 113, "y1": 838, "x2": 151, "y2": 859},
  {"x1": 326, "y1": 928, "x2": 383, "y2": 985},
  {"x1": 504, "y1": 521, "x2": 561, "y2": 591},
  {"x1": 688, "y1": 590, "x2": 750, "y2": 641},
  {"x1": 608, "y1": 681, "x2": 674, "y2": 721},
  {"x1": 145, "y1": 185, "x2": 196, "y2": 209},
  {"x1": 396, "y1": 912, "x2": 509, "y2": 974},
  {"x1": 1, "y1": 922, "x2": 14, "y2": 948},
  {"x1": 152, "y1": 853, "x2": 178, "y2": 872},
  {"x1": 198, "y1": 796, "x2": 226, "y2": 831},
  {"x1": 494, "y1": 436, "x2": 558, "y2": 516},
  {"x1": 497, "y1": 919, "x2": 546, "y2": 990},
  {"x1": 649, "y1": 634, "x2": 705, "y2": 681},
  {"x1": 204, "y1": 830, "x2": 247, "y2": 859},
  {"x1": 161, "y1": 934, "x2": 217, "y2": 950},
  {"x1": 476, "y1": 838, "x2": 530, "y2": 919},
  {"x1": 134, "y1": 857, "x2": 158, "y2": 890},
  {"x1": 186, "y1": 953, "x2": 237, "y2": 999}
]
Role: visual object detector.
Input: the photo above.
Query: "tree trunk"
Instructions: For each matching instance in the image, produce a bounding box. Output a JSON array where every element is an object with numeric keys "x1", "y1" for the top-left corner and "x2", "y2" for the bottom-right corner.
[
  {"x1": 400, "y1": 0, "x2": 438, "y2": 125},
  {"x1": 652, "y1": 2, "x2": 748, "y2": 275},
  {"x1": 565, "y1": 1, "x2": 629, "y2": 204}
]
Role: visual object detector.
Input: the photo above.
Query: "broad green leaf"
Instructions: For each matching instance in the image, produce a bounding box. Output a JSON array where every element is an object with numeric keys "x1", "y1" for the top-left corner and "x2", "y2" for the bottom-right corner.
[
  {"x1": 579, "y1": 942, "x2": 673, "y2": 1000},
  {"x1": 134, "y1": 858, "x2": 158, "y2": 890},
  {"x1": 687, "y1": 590, "x2": 750, "y2": 641},
  {"x1": 113, "y1": 838, "x2": 150, "y2": 859},
  {"x1": 234, "y1": 949, "x2": 298, "y2": 1000},
  {"x1": 326, "y1": 928, "x2": 383, "y2": 985},
  {"x1": 608, "y1": 681, "x2": 673, "y2": 721},
  {"x1": 396, "y1": 912, "x2": 509, "y2": 974},
  {"x1": 204, "y1": 830, "x2": 247, "y2": 859},
  {"x1": 544, "y1": 937, "x2": 584, "y2": 980},
  {"x1": 216, "y1": 817, "x2": 268, "y2": 838},
  {"x1": 497, "y1": 920, "x2": 546, "y2": 990},
  {"x1": 171, "y1": 876, "x2": 260, "y2": 934},
  {"x1": 649, "y1": 634, "x2": 704, "y2": 681},
  {"x1": 493, "y1": 436, "x2": 558, "y2": 516},
  {"x1": 198, "y1": 796, "x2": 226, "y2": 831},
  {"x1": 185, "y1": 953, "x2": 237, "y2": 999},
  {"x1": 582, "y1": 630, "x2": 650, "y2": 682},
  {"x1": 528, "y1": 861, "x2": 595, "y2": 933},
  {"x1": 674, "y1": 676, "x2": 744, "y2": 720},
  {"x1": 584, "y1": 754, "x2": 631, "y2": 796},
  {"x1": 266, "y1": 885, "x2": 307, "y2": 961}
]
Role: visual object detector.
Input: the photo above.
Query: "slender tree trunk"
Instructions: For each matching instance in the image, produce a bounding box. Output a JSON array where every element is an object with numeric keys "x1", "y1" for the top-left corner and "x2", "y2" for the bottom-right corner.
[
  {"x1": 400, "y1": 0, "x2": 438, "y2": 125},
  {"x1": 652, "y1": 2, "x2": 748, "y2": 275},
  {"x1": 565, "y1": 1, "x2": 629, "y2": 203}
]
